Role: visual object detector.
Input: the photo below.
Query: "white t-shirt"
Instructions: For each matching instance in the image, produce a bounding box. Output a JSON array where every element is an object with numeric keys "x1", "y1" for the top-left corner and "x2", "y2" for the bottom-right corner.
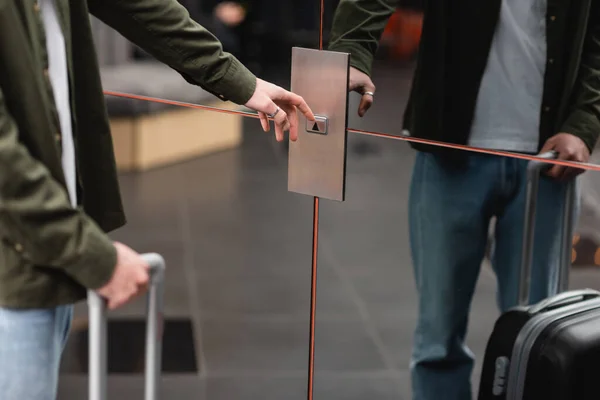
[
  {"x1": 40, "y1": 0, "x2": 77, "y2": 206},
  {"x1": 469, "y1": 0, "x2": 547, "y2": 153}
]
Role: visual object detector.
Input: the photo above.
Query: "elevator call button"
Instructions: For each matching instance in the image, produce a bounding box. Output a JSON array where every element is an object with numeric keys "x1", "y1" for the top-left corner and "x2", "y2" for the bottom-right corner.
[{"x1": 306, "y1": 115, "x2": 328, "y2": 135}]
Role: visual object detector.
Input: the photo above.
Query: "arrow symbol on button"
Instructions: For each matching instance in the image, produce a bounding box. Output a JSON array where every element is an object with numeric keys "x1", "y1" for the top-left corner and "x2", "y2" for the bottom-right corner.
[{"x1": 306, "y1": 115, "x2": 327, "y2": 135}]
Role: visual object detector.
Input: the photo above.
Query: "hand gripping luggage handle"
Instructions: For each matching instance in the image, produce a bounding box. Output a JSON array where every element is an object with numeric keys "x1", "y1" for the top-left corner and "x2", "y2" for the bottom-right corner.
[
  {"x1": 87, "y1": 253, "x2": 166, "y2": 400},
  {"x1": 517, "y1": 151, "x2": 577, "y2": 306}
]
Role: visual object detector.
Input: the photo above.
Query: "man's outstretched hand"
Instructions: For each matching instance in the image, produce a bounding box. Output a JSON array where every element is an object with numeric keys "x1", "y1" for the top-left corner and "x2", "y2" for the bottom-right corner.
[{"x1": 244, "y1": 78, "x2": 315, "y2": 142}]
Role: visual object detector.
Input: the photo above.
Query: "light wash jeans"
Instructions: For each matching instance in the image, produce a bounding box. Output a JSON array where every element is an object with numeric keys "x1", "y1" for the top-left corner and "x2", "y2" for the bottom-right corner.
[
  {"x1": 0, "y1": 304, "x2": 73, "y2": 400},
  {"x1": 408, "y1": 151, "x2": 574, "y2": 400}
]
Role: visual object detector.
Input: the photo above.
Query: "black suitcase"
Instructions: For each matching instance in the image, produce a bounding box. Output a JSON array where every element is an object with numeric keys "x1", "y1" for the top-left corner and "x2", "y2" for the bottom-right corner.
[{"x1": 477, "y1": 151, "x2": 600, "y2": 400}]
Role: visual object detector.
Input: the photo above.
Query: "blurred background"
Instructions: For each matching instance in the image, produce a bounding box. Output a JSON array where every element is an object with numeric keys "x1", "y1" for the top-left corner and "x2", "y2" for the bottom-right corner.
[{"x1": 57, "y1": 1, "x2": 600, "y2": 399}]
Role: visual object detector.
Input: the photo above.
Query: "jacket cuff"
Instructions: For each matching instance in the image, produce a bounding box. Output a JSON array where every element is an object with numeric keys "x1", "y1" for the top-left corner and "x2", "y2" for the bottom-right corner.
[
  {"x1": 211, "y1": 57, "x2": 257, "y2": 105},
  {"x1": 327, "y1": 43, "x2": 374, "y2": 77},
  {"x1": 62, "y1": 224, "x2": 117, "y2": 290},
  {"x1": 560, "y1": 108, "x2": 600, "y2": 153}
]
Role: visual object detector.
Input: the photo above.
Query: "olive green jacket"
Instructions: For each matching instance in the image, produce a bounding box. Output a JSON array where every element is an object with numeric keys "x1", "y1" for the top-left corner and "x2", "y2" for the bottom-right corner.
[
  {"x1": 0, "y1": 0, "x2": 256, "y2": 308},
  {"x1": 330, "y1": 0, "x2": 600, "y2": 157}
]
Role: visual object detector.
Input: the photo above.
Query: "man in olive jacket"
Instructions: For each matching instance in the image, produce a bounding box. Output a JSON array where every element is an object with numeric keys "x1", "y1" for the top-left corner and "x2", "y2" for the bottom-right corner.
[
  {"x1": 330, "y1": 1, "x2": 600, "y2": 399},
  {"x1": 0, "y1": 0, "x2": 313, "y2": 398}
]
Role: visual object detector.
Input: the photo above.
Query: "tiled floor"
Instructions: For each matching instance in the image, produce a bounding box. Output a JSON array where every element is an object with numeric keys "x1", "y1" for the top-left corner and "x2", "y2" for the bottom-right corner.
[{"x1": 57, "y1": 63, "x2": 600, "y2": 399}]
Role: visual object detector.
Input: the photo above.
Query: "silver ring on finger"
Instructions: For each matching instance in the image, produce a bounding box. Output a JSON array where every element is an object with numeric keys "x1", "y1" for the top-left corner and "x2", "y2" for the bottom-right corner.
[
  {"x1": 364, "y1": 91, "x2": 375, "y2": 97},
  {"x1": 267, "y1": 107, "x2": 281, "y2": 119}
]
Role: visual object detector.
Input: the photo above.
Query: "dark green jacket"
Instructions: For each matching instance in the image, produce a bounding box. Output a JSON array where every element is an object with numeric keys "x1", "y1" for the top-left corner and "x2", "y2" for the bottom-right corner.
[
  {"x1": 329, "y1": 0, "x2": 600, "y2": 156},
  {"x1": 0, "y1": 0, "x2": 256, "y2": 308}
]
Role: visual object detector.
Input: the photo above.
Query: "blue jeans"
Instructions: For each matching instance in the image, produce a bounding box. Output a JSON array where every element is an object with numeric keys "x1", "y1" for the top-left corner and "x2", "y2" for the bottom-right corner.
[
  {"x1": 408, "y1": 151, "x2": 574, "y2": 400},
  {"x1": 0, "y1": 305, "x2": 73, "y2": 400}
]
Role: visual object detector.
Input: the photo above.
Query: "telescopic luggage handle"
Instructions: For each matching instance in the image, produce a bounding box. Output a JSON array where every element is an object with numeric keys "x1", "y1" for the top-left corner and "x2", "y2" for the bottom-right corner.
[
  {"x1": 87, "y1": 253, "x2": 166, "y2": 400},
  {"x1": 517, "y1": 151, "x2": 577, "y2": 306}
]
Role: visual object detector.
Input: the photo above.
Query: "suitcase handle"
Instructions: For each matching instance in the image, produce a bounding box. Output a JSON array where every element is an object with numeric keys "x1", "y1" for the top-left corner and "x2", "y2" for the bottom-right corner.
[
  {"x1": 518, "y1": 151, "x2": 577, "y2": 306},
  {"x1": 528, "y1": 289, "x2": 600, "y2": 314},
  {"x1": 87, "y1": 252, "x2": 166, "y2": 400}
]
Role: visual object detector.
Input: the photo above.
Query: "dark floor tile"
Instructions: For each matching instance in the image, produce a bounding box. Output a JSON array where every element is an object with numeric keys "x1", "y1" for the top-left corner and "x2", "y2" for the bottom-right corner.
[
  {"x1": 61, "y1": 318, "x2": 198, "y2": 374},
  {"x1": 314, "y1": 374, "x2": 407, "y2": 400},
  {"x1": 201, "y1": 375, "x2": 407, "y2": 400},
  {"x1": 184, "y1": 169, "x2": 313, "y2": 253},
  {"x1": 569, "y1": 268, "x2": 600, "y2": 290},
  {"x1": 201, "y1": 134, "x2": 283, "y2": 172},
  {"x1": 192, "y1": 235, "x2": 314, "y2": 281},
  {"x1": 103, "y1": 235, "x2": 185, "y2": 263},
  {"x1": 109, "y1": 220, "x2": 180, "y2": 243},
  {"x1": 203, "y1": 376, "x2": 305, "y2": 400},
  {"x1": 181, "y1": 153, "x2": 281, "y2": 209},
  {"x1": 319, "y1": 226, "x2": 411, "y2": 284},
  {"x1": 57, "y1": 376, "x2": 204, "y2": 400},
  {"x1": 318, "y1": 172, "x2": 413, "y2": 275},
  {"x1": 177, "y1": 132, "x2": 288, "y2": 209},
  {"x1": 190, "y1": 202, "x2": 316, "y2": 282},
  {"x1": 201, "y1": 319, "x2": 387, "y2": 372},
  {"x1": 61, "y1": 371, "x2": 408, "y2": 400},
  {"x1": 344, "y1": 271, "x2": 418, "y2": 321},
  {"x1": 196, "y1": 264, "x2": 360, "y2": 320},
  {"x1": 238, "y1": 129, "x2": 287, "y2": 170},
  {"x1": 188, "y1": 194, "x2": 312, "y2": 242},
  {"x1": 370, "y1": 314, "x2": 414, "y2": 372},
  {"x1": 186, "y1": 170, "x2": 311, "y2": 220}
]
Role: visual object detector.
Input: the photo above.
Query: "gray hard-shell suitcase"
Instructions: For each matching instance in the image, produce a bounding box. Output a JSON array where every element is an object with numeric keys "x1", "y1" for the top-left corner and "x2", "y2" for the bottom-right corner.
[
  {"x1": 87, "y1": 253, "x2": 166, "y2": 400},
  {"x1": 478, "y1": 152, "x2": 600, "y2": 400}
]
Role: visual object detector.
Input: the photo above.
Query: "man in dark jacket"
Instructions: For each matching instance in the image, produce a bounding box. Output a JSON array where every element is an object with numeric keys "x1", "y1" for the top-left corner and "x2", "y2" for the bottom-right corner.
[
  {"x1": 329, "y1": 1, "x2": 600, "y2": 399},
  {"x1": 0, "y1": 0, "x2": 313, "y2": 398}
]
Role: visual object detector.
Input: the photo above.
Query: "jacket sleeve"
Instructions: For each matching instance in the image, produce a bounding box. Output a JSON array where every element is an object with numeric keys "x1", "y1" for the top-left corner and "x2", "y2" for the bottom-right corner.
[
  {"x1": 560, "y1": 4, "x2": 600, "y2": 152},
  {"x1": 328, "y1": 0, "x2": 399, "y2": 77},
  {"x1": 0, "y1": 87, "x2": 117, "y2": 290},
  {"x1": 87, "y1": 0, "x2": 257, "y2": 105}
]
